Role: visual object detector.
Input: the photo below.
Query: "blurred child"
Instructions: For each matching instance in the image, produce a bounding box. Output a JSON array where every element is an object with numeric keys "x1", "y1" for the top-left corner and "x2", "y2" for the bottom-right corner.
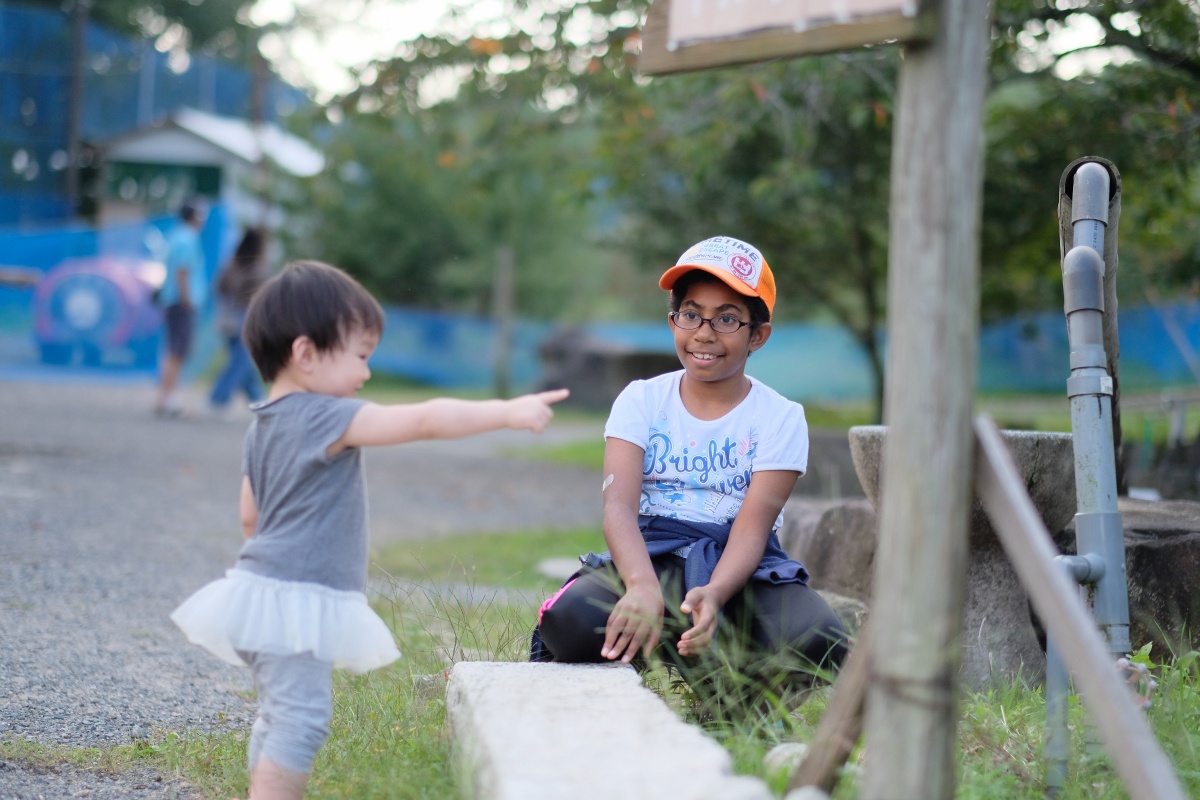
[
  {"x1": 172, "y1": 260, "x2": 567, "y2": 799},
  {"x1": 208, "y1": 227, "x2": 269, "y2": 415}
]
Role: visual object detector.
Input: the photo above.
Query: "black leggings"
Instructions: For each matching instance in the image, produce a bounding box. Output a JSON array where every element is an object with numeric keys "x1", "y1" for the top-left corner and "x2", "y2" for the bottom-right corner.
[{"x1": 537, "y1": 554, "x2": 849, "y2": 676}]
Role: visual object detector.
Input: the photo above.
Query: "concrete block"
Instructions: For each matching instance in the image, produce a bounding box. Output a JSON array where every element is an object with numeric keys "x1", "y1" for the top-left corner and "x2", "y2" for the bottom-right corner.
[
  {"x1": 848, "y1": 425, "x2": 1077, "y2": 688},
  {"x1": 779, "y1": 498, "x2": 877, "y2": 603},
  {"x1": 447, "y1": 661, "x2": 773, "y2": 800}
]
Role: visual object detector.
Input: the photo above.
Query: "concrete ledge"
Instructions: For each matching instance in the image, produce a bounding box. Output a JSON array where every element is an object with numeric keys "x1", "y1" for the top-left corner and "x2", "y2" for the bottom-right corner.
[{"x1": 447, "y1": 661, "x2": 773, "y2": 800}]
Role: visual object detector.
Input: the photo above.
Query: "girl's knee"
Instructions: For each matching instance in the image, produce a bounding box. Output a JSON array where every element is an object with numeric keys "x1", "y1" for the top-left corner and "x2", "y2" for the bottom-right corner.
[
  {"x1": 537, "y1": 579, "x2": 612, "y2": 663},
  {"x1": 797, "y1": 615, "x2": 850, "y2": 670},
  {"x1": 262, "y1": 711, "x2": 331, "y2": 774},
  {"x1": 538, "y1": 601, "x2": 605, "y2": 663},
  {"x1": 250, "y1": 652, "x2": 334, "y2": 774}
]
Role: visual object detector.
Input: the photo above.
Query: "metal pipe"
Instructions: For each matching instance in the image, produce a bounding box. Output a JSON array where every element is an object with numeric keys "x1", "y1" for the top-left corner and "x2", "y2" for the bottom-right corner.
[
  {"x1": 1044, "y1": 634, "x2": 1069, "y2": 798},
  {"x1": 1045, "y1": 160, "x2": 1132, "y2": 793},
  {"x1": 1070, "y1": 162, "x2": 1110, "y2": 258}
]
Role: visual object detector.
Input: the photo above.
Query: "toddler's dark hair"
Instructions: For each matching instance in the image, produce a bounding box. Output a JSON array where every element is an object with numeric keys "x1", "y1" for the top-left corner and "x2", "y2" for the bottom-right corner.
[
  {"x1": 243, "y1": 260, "x2": 385, "y2": 382},
  {"x1": 668, "y1": 270, "x2": 770, "y2": 327}
]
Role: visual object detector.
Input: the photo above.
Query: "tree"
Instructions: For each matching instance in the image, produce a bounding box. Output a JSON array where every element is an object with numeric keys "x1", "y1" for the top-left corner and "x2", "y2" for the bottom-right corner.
[
  {"x1": 287, "y1": 0, "x2": 1200, "y2": 416},
  {"x1": 286, "y1": 97, "x2": 615, "y2": 318},
  {"x1": 595, "y1": 52, "x2": 897, "y2": 417},
  {"x1": 282, "y1": 112, "x2": 471, "y2": 308},
  {"x1": 982, "y1": 65, "x2": 1200, "y2": 321},
  {"x1": 23, "y1": 0, "x2": 260, "y2": 60},
  {"x1": 283, "y1": 1, "x2": 640, "y2": 317}
]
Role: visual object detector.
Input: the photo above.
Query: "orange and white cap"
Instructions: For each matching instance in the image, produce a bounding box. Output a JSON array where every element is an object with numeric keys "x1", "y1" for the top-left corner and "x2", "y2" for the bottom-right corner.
[{"x1": 658, "y1": 236, "x2": 776, "y2": 318}]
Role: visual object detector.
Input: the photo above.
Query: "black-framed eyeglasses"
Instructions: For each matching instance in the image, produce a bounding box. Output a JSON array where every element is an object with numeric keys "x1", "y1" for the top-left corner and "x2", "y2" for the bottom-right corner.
[{"x1": 670, "y1": 310, "x2": 750, "y2": 334}]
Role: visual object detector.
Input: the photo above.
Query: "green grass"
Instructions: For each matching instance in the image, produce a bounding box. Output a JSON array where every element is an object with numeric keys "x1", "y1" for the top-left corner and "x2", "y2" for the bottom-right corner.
[
  {"x1": 372, "y1": 527, "x2": 605, "y2": 593},
  {"x1": 803, "y1": 401, "x2": 877, "y2": 430},
  {"x1": 6, "y1": 528, "x2": 1200, "y2": 798},
  {"x1": 514, "y1": 438, "x2": 606, "y2": 470}
]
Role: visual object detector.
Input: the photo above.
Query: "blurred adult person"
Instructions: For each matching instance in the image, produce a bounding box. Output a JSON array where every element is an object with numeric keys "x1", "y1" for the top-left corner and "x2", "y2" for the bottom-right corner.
[
  {"x1": 155, "y1": 200, "x2": 208, "y2": 417},
  {"x1": 208, "y1": 227, "x2": 269, "y2": 417}
]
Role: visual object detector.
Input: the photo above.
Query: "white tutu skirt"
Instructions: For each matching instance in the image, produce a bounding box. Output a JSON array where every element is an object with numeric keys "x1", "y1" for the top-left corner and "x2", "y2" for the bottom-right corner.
[{"x1": 171, "y1": 569, "x2": 400, "y2": 675}]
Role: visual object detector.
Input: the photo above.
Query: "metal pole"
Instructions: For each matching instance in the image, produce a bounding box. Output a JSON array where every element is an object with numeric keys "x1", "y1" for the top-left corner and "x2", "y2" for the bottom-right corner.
[
  {"x1": 1058, "y1": 158, "x2": 1125, "y2": 492},
  {"x1": 1044, "y1": 553, "x2": 1102, "y2": 796},
  {"x1": 1044, "y1": 636, "x2": 1069, "y2": 796},
  {"x1": 1045, "y1": 160, "x2": 1132, "y2": 793},
  {"x1": 1065, "y1": 163, "x2": 1131, "y2": 661},
  {"x1": 66, "y1": 0, "x2": 91, "y2": 216}
]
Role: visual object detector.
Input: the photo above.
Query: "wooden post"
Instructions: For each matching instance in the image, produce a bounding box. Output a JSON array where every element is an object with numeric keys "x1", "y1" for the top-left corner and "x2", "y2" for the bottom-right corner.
[
  {"x1": 786, "y1": 621, "x2": 871, "y2": 793},
  {"x1": 861, "y1": 0, "x2": 991, "y2": 795}
]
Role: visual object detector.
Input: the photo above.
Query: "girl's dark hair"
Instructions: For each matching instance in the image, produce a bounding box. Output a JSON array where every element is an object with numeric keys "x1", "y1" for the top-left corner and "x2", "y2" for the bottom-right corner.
[
  {"x1": 668, "y1": 270, "x2": 770, "y2": 327},
  {"x1": 217, "y1": 227, "x2": 268, "y2": 306},
  {"x1": 243, "y1": 260, "x2": 384, "y2": 382},
  {"x1": 229, "y1": 228, "x2": 266, "y2": 270}
]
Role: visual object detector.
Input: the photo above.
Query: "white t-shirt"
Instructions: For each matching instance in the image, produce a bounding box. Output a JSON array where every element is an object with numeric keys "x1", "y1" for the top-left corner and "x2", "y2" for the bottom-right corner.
[{"x1": 604, "y1": 370, "x2": 808, "y2": 531}]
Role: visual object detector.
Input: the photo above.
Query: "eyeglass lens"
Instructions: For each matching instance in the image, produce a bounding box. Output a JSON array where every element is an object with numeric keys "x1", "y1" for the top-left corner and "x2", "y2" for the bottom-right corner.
[{"x1": 673, "y1": 311, "x2": 746, "y2": 333}]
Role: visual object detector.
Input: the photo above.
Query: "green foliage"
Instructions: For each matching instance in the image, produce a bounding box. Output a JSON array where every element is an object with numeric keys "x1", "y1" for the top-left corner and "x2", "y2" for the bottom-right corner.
[
  {"x1": 306, "y1": 668, "x2": 453, "y2": 799},
  {"x1": 306, "y1": 0, "x2": 1200, "y2": 422},
  {"x1": 24, "y1": 0, "x2": 261, "y2": 60},
  {"x1": 283, "y1": 112, "x2": 473, "y2": 308},
  {"x1": 594, "y1": 51, "x2": 897, "y2": 411},
  {"x1": 982, "y1": 67, "x2": 1200, "y2": 321},
  {"x1": 286, "y1": 99, "x2": 618, "y2": 318}
]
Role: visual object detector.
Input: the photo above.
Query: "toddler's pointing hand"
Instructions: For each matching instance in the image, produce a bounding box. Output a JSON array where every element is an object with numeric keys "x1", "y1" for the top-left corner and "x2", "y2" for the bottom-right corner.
[{"x1": 506, "y1": 388, "x2": 570, "y2": 433}]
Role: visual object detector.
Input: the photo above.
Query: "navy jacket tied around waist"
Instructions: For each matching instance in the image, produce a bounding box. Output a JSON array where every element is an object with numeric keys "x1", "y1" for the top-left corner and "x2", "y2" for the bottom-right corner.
[{"x1": 583, "y1": 514, "x2": 809, "y2": 593}]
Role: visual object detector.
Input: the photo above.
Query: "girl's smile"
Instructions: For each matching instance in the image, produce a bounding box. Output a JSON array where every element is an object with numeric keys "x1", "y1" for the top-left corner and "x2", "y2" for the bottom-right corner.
[{"x1": 670, "y1": 281, "x2": 768, "y2": 385}]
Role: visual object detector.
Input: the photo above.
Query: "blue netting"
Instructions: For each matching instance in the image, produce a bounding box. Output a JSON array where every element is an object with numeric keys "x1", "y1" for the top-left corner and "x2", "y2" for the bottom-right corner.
[
  {"x1": 0, "y1": 3, "x2": 307, "y2": 226},
  {"x1": 978, "y1": 304, "x2": 1200, "y2": 393},
  {"x1": 3, "y1": 204, "x2": 1200, "y2": 398},
  {"x1": 372, "y1": 310, "x2": 553, "y2": 390}
]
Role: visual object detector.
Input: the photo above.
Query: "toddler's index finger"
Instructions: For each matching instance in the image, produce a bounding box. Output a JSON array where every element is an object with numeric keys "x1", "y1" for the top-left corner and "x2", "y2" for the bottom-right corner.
[{"x1": 537, "y1": 388, "x2": 570, "y2": 405}]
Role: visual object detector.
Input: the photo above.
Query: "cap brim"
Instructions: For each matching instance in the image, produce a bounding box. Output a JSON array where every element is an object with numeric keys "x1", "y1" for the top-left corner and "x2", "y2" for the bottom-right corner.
[{"x1": 658, "y1": 264, "x2": 758, "y2": 300}]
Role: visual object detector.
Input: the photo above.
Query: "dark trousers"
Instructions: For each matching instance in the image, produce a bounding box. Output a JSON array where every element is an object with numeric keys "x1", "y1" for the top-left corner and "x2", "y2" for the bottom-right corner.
[
  {"x1": 538, "y1": 554, "x2": 848, "y2": 679},
  {"x1": 210, "y1": 335, "x2": 264, "y2": 406}
]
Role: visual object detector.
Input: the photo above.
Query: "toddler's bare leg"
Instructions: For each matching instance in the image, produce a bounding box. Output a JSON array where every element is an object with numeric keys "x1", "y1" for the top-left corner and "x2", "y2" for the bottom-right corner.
[{"x1": 249, "y1": 758, "x2": 308, "y2": 800}]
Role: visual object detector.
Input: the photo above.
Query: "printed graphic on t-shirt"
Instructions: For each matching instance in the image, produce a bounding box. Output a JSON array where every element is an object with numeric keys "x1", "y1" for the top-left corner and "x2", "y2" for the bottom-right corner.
[{"x1": 640, "y1": 425, "x2": 759, "y2": 523}]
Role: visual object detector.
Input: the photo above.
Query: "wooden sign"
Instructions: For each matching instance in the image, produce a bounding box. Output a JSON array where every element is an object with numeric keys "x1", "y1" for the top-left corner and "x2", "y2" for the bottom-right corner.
[{"x1": 639, "y1": 0, "x2": 934, "y2": 75}]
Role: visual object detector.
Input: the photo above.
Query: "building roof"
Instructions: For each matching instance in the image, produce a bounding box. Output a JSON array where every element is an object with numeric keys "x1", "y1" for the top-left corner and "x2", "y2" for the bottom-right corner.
[{"x1": 100, "y1": 107, "x2": 324, "y2": 178}]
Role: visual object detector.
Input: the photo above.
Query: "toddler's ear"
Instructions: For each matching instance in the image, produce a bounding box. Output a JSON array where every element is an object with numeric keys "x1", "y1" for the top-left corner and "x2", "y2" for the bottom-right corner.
[{"x1": 291, "y1": 336, "x2": 317, "y2": 371}]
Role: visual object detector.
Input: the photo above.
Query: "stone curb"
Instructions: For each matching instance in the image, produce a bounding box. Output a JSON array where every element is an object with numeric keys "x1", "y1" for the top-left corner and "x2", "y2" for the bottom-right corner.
[{"x1": 446, "y1": 661, "x2": 774, "y2": 800}]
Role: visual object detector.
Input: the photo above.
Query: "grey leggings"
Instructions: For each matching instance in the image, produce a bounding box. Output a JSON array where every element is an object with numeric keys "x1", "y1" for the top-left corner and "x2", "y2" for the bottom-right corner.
[
  {"x1": 537, "y1": 555, "x2": 848, "y2": 675},
  {"x1": 238, "y1": 650, "x2": 333, "y2": 774}
]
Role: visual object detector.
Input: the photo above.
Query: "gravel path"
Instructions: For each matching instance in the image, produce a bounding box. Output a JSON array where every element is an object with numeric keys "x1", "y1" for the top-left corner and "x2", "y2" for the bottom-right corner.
[{"x1": 0, "y1": 380, "x2": 602, "y2": 799}]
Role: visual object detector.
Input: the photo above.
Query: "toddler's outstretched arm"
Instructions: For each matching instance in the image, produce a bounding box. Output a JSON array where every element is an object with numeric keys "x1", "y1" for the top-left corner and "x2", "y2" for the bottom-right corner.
[{"x1": 335, "y1": 388, "x2": 569, "y2": 452}]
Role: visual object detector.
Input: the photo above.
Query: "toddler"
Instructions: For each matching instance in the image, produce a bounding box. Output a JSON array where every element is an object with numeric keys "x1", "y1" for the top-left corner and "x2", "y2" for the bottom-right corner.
[{"x1": 172, "y1": 260, "x2": 567, "y2": 799}]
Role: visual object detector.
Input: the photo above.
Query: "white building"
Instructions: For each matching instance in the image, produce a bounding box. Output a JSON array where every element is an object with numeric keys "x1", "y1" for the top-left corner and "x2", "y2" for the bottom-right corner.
[{"x1": 97, "y1": 107, "x2": 324, "y2": 230}]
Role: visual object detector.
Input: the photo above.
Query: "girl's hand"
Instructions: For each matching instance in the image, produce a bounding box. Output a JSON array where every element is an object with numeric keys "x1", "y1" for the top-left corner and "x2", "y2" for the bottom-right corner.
[
  {"x1": 602, "y1": 581, "x2": 664, "y2": 664},
  {"x1": 677, "y1": 585, "x2": 721, "y2": 657},
  {"x1": 506, "y1": 389, "x2": 570, "y2": 433}
]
